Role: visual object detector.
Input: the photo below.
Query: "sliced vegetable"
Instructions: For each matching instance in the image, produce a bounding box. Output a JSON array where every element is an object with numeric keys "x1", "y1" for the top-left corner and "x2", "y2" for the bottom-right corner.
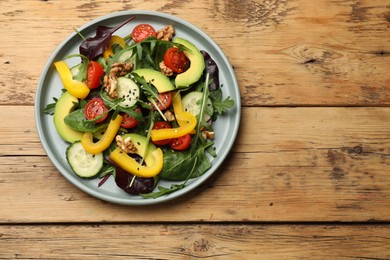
[
  {"x1": 103, "y1": 35, "x2": 126, "y2": 60},
  {"x1": 131, "y1": 23, "x2": 156, "y2": 43},
  {"x1": 151, "y1": 121, "x2": 172, "y2": 146},
  {"x1": 109, "y1": 134, "x2": 164, "y2": 178},
  {"x1": 120, "y1": 108, "x2": 140, "y2": 129},
  {"x1": 164, "y1": 47, "x2": 190, "y2": 73},
  {"x1": 84, "y1": 97, "x2": 109, "y2": 123},
  {"x1": 53, "y1": 91, "x2": 84, "y2": 143},
  {"x1": 170, "y1": 134, "x2": 191, "y2": 151},
  {"x1": 86, "y1": 61, "x2": 105, "y2": 89},
  {"x1": 182, "y1": 91, "x2": 213, "y2": 121},
  {"x1": 172, "y1": 92, "x2": 196, "y2": 134},
  {"x1": 81, "y1": 114, "x2": 123, "y2": 154},
  {"x1": 116, "y1": 77, "x2": 140, "y2": 108},
  {"x1": 66, "y1": 142, "x2": 103, "y2": 178},
  {"x1": 54, "y1": 61, "x2": 90, "y2": 99},
  {"x1": 132, "y1": 69, "x2": 175, "y2": 93},
  {"x1": 151, "y1": 91, "x2": 172, "y2": 111},
  {"x1": 173, "y1": 38, "x2": 205, "y2": 88},
  {"x1": 150, "y1": 112, "x2": 197, "y2": 141}
]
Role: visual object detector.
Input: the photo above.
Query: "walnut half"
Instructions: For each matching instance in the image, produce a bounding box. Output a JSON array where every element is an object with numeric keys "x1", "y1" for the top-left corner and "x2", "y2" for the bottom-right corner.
[
  {"x1": 116, "y1": 135, "x2": 137, "y2": 154},
  {"x1": 159, "y1": 61, "x2": 173, "y2": 77},
  {"x1": 103, "y1": 62, "x2": 134, "y2": 98},
  {"x1": 156, "y1": 25, "x2": 175, "y2": 41}
]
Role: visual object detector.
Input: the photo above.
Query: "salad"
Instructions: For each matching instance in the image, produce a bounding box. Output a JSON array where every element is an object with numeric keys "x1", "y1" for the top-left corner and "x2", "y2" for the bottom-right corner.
[{"x1": 44, "y1": 16, "x2": 234, "y2": 199}]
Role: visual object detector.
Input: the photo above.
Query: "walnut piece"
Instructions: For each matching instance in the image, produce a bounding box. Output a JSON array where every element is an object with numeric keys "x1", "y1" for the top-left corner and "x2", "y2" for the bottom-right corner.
[
  {"x1": 159, "y1": 61, "x2": 173, "y2": 77},
  {"x1": 116, "y1": 135, "x2": 137, "y2": 154},
  {"x1": 164, "y1": 110, "x2": 175, "y2": 122},
  {"x1": 201, "y1": 130, "x2": 215, "y2": 140},
  {"x1": 103, "y1": 62, "x2": 134, "y2": 98},
  {"x1": 156, "y1": 25, "x2": 175, "y2": 41}
]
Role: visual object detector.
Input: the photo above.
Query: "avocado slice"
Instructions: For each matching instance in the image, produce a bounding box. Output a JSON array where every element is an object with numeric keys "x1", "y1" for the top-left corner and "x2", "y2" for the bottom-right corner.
[
  {"x1": 173, "y1": 37, "x2": 205, "y2": 88},
  {"x1": 53, "y1": 92, "x2": 83, "y2": 143},
  {"x1": 132, "y1": 69, "x2": 175, "y2": 93}
]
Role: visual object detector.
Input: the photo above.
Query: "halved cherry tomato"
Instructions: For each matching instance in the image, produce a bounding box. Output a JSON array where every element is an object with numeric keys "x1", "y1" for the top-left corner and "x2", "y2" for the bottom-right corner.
[
  {"x1": 84, "y1": 98, "x2": 108, "y2": 123},
  {"x1": 151, "y1": 121, "x2": 171, "y2": 146},
  {"x1": 170, "y1": 134, "x2": 192, "y2": 151},
  {"x1": 86, "y1": 61, "x2": 104, "y2": 89},
  {"x1": 164, "y1": 47, "x2": 190, "y2": 74},
  {"x1": 152, "y1": 92, "x2": 172, "y2": 111},
  {"x1": 132, "y1": 24, "x2": 156, "y2": 43},
  {"x1": 120, "y1": 107, "x2": 141, "y2": 129}
]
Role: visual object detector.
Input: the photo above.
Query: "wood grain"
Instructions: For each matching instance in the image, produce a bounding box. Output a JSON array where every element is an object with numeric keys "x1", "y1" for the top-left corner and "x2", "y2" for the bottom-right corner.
[
  {"x1": 1, "y1": 0, "x2": 389, "y2": 257},
  {"x1": 0, "y1": 224, "x2": 389, "y2": 259},
  {"x1": 0, "y1": 0, "x2": 389, "y2": 106},
  {"x1": 1, "y1": 106, "x2": 389, "y2": 223}
]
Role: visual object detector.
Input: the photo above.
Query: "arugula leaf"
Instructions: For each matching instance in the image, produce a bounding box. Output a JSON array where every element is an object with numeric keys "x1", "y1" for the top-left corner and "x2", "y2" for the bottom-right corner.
[
  {"x1": 209, "y1": 88, "x2": 234, "y2": 115},
  {"x1": 131, "y1": 72, "x2": 167, "y2": 120},
  {"x1": 140, "y1": 183, "x2": 186, "y2": 199},
  {"x1": 98, "y1": 164, "x2": 116, "y2": 179}
]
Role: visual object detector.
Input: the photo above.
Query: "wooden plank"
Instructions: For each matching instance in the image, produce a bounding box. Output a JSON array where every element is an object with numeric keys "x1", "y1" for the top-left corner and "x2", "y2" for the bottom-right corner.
[
  {"x1": 0, "y1": 224, "x2": 389, "y2": 259},
  {"x1": 0, "y1": 0, "x2": 389, "y2": 106},
  {"x1": 1, "y1": 106, "x2": 389, "y2": 222}
]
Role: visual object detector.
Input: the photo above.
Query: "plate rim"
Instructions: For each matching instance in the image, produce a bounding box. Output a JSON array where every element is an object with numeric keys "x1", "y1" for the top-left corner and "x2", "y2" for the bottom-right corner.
[{"x1": 34, "y1": 10, "x2": 241, "y2": 205}]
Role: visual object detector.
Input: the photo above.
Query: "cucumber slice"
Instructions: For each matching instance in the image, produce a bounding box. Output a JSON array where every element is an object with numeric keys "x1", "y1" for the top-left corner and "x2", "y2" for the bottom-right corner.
[
  {"x1": 117, "y1": 49, "x2": 135, "y2": 63},
  {"x1": 116, "y1": 77, "x2": 140, "y2": 108},
  {"x1": 70, "y1": 63, "x2": 82, "y2": 77},
  {"x1": 182, "y1": 91, "x2": 213, "y2": 121},
  {"x1": 66, "y1": 142, "x2": 103, "y2": 178}
]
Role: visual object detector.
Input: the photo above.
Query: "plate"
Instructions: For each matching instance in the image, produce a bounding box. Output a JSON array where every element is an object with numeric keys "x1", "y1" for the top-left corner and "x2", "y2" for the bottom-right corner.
[{"x1": 35, "y1": 11, "x2": 241, "y2": 205}]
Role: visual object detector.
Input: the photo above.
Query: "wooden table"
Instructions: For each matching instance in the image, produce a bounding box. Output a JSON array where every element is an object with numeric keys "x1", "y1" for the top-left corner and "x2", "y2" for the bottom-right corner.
[{"x1": 1, "y1": 0, "x2": 390, "y2": 258}]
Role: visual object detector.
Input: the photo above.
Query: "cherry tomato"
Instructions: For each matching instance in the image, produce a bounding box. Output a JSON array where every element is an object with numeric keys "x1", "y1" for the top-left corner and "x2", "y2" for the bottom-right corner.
[
  {"x1": 163, "y1": 47, "x2": 190, "y2": 74},
  {"x1": 151, "y1": 121, "x2": 171, "y2": 146},
  {"x1": 86, "y1": 61, "x2": 104, "y2": 89},
  {"x1": 84, "y1": 98, "x2": 108, "y2": 123},
  {"x1": 120, "y1": 107, "x2": 141, "y2": 129},
  {"x1": 152, "y1": 92, "x2": 172, "y2": 111},
  {"x1": 132, "y1": 24, "x2": 156, "y2": 43},
  {"x1": 170, "y1": 134, "x2": 192, "y2": 151}
]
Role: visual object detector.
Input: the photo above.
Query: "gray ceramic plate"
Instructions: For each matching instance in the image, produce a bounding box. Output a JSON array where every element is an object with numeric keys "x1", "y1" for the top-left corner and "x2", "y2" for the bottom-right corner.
[{"x1": 35, "y1": 11, "x2": 241, "y2": 205}]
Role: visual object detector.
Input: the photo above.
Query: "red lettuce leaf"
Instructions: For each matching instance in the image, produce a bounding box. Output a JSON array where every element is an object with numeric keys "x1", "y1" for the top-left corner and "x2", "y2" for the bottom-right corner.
[{"x1": 79, "y1": 16, "x2": 136, "y2": 60}]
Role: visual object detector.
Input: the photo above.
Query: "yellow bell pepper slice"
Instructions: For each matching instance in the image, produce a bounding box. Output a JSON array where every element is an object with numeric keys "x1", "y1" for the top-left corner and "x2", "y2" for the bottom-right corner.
[
  {"x1": 172, "y1": 92, "x2": 196, "y2": 134},
  {"x1": 150, "y1": 112, "x2": 197, "y2": 141},
  {"x1": 54, "y1": 61, "x2": 90, "y2": 99},
  {"x1": 103, "y1": 35, "x2": 126, "y2": 60},
  {"x1": 109, "y1": 147, "x2": 163, "y2": 178},
  {"x1": 81, "y1": 114, "x2": 123, "y2": 154}
]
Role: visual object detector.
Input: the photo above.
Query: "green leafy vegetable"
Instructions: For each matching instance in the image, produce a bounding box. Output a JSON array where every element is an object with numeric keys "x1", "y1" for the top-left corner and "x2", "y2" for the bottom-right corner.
[
  {"x1": 143, "y1": 74, "x2": 216, "y2": 199},
  {"x1": 79, "y1": 16, "x2": 136, "y2": 60},
  {"x1": 141, "y1": 157, "x2": 199, "y2": 199},
  {"x1": 159, "y1": 141, "x2": 214, "y2": 181},
  {"x1": 64, "y1": 109, "x2": 108, "y2": 133},
  {"x1": 209, "y1": 88, "x2": 234, "y2": 115},
  {"x1": 43, "y1": 97, "x2": 58, "y2": 115}
]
